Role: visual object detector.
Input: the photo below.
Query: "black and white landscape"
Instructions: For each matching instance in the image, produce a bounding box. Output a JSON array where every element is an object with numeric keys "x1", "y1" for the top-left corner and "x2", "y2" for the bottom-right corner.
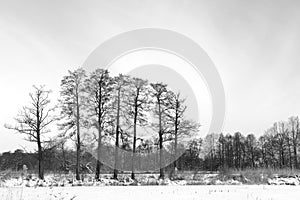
[{"x1": 1, "y1": 1, "x2": 300, "y2": 200}]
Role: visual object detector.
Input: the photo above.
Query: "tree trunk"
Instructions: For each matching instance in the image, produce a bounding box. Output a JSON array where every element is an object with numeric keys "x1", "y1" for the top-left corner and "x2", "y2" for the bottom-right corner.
[
  {"x1": 113, "y1": 89, "x2": 121, "y2": 179},
  {"x1": 293, "y1": 143, "x2": 298, "y2": 169},
  {"x1": 288, "y1": 138, "x2": 293, "y2": 169},
  {"x1": 75, "y1": 89, "x2": 81, "y2": 181},
  {"x1": 95, "y1": 126, "x2": 102, "y2": 180},
  {"x1": 36, "y1": 97, "x2": 44, "y2": 180},
  {"x1": 292, "y1": 124, "x2": 298, "y2": 169},
  {"x1": 131, "y1": 95, "x2": 138, "y2": 180},
  {"x1": 95, "y1": 85, "x2": 103, "y2": 180},
  {"x1": 158, "y1": 99, "x2": 164, "y2": 179},
  {"x1": 37, "y1": 135, "x2": 44, "y2": 180},
  {"x1": 280, "y1": 145, "x2": 284, "y2": 168},
  {"x1": 171, "y1": 104, "x2": 178, "y2": 178}
]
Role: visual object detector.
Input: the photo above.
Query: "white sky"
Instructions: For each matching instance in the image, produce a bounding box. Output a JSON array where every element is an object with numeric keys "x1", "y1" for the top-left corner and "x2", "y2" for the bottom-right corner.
[
  {"x1": 0, "y1": 0, "x2": 300, "y2": 152},
  {"x1": 109, "y1": 50, "x2": 212, "y2": 133}
]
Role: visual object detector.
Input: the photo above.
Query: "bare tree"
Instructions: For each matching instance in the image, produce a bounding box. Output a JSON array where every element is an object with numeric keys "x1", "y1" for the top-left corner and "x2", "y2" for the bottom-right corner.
[
  {"x1": 167, "y1": 92, "x2": 185, "y2": 173},
  {"x1": 127, "y1": 77, "x2": 150, "y2": 180},
  {"x1": 5, "y1": 85, "x2": 56, "y2": 179},
  {"x1": 217, "y1": 133, "x2": 226, "y2": 168},
  {"x1": 85, "y1": 69, "x2": 114, "y2": 180},
  {"x1": 112, "y1": 74, "x2": 130, "y2": 179},
  {"x1": 288, "y1": 116, "x2": 300, "y2": 169},
  {"x1": 275, "y1": 122, "x2": 288, "y2": 168},
  {"x1": 59, "y1": 68, "x2": 86, "y2": 180},
  {"x1": 258, "y1": 135, "x2": 268, "y2": 168},
  {"x1": 151, "y1": 83, "x2": 169, "y2": 179},
  {"x1": 202, "y1": 133, "x2": 220, "y2": 171},
  {"x1": 165, "y1": 91, "x2": 200, "y2": 177},
  {"x1": 245, "y1": 134, "x2": 257, "y2": 168},
  {"x1": 233, "y1": 132, "x2": 245, "y2": 169}
]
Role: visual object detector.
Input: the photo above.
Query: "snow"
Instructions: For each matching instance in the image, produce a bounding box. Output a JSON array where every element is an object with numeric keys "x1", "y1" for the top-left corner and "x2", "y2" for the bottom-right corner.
[
  {"x1": 1, "y1": 173, "x2": 300, "y2": 199},
  {"x1": 1, "y1": 185, "x2": 300, "y2": 200},
  {"x1": 268, "y1": 176, "x2": 300, "y2": 186},
  {"x1": 3, "y1": 173, "x2": 300, "y2": 188}
]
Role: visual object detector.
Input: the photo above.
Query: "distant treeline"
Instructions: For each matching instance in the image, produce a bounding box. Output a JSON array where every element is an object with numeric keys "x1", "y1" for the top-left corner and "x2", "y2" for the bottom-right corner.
[
  {"x1": 201, "y1": 116, "x2": 300, "y2": 171},
  {"x1": 2, "y1": 116, "x2": 300, "y2": 174}
]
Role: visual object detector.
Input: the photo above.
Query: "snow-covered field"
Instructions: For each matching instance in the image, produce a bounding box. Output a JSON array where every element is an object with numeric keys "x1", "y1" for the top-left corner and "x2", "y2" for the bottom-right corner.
[
  {"x1": 1, "y1": 172, "x2": 300, "y2": 200},
  {"x1": 0, "y1": 185, "x2": 300, "y2": 200}
]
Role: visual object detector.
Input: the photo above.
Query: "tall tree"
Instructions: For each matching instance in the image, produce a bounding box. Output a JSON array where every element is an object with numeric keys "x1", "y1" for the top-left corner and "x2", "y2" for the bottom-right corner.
[
  {"x1": 233, "y1": 132, "x2": 244, "y2": 169},
  {"x1": 245, "y1": 134, "x2": 257, "y2": 168},
  {"x1": 112, "y1": 74, "x2": 130, "y2": 179},
  {"x1": 224, "y1": 134, "x2": 234, "y2": 168},
  {"x1": 59, "y1": 68, "x2": 86, "y2": 180},
  {"x1": 258, "y1": 135, "x2": 268, "y2": 168},
  {"x1": 274, "y1": 122, "x2": 287, "y2": 168},
  {"x1": 217, "y1": 133, "x2": 226, "y2": 168},
  {"x1": 5, "y1": 85, "x2": 56, "y2": 179},
  {"x1": 165, "y1": 91, "x2": 200, "y2": 177},
  {"x1": 85, "y1": 69, "x2": 114, "y2": 180},
  {"x1": 284, "y1": 121, "x2": 293, "y2": 169},
  {"x1": 263, "y1": 128, "x2": 278, "y2": 168},
  {"x1": 127, "y1": 77, "x2": 150, "y2": 180},
  {"x1": 202, "y1": 133, "x2": 220, "y2": 171},
  {"x1": 167, "y1": 92, "x2": 186, "y2": 172},
  {"x1": 151, "y1": 83, "x2": 169, "y2": 179},
  {"x1": 288, "y1": 116, "x2": 300, "y2": 169}
]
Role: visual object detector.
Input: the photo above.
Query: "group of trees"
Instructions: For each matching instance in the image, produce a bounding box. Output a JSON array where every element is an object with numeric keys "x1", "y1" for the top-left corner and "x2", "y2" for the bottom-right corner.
[
  {"x1": 200, "y1": 116, "x2": 300, "y2": 171},
  {"x1": 5, "y1": 67, "x2": 300, "y2": 180},
  {"x1": 3, "y1": 114, "x2": 300, "y2": 177},
  {"x1": 5, "y1": 68, "x2": 199, "y2": 180}
]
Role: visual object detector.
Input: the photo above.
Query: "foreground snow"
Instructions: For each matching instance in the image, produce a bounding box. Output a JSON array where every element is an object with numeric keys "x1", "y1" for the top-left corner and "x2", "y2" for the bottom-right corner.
[
  {"x1": 2, "y1": 173, "x2": 300, "y2": 188},
  {"x1": 0, "y1": 173, "x2": 241, "y2": 187},
  {"x1": 1, "y1": 185, "x2": 300, "y2": 200}
]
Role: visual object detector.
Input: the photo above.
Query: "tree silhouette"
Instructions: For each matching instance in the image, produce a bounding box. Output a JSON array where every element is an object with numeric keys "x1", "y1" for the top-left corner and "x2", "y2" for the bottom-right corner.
[
  {"x1": 59, "y1": 68, "x2": 87, "y2": 180},
  {"x1": 5, "y1": 85, "x2": 56, "y2": 179}
]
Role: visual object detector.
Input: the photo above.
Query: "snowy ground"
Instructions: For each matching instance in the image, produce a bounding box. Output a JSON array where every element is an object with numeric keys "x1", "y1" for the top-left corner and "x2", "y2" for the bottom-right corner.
[
  {"x1": 1, "y1": 185, "x2": 300, "y2": 200},
  {"x1": 1, "y1": 172, "x2": 300, "y2": 200}
]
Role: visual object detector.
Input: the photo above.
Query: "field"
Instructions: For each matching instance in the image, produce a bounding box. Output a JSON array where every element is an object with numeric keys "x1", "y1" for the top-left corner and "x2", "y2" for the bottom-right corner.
[
  {"x1": 1, "y1": 185, "x2": 300, "y2": 200},
  {"x1": 1, "y1": 170, "x2": 300, "y2": 200}
]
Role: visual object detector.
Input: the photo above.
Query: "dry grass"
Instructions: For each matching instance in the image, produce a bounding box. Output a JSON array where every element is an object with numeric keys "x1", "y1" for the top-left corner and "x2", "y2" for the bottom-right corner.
[
  {"x1": 2, "y1": 168, "x2": 300, "y2": 186},
  {"x1": 219, "y1": 168, "x2": 300, "y2": 184}
]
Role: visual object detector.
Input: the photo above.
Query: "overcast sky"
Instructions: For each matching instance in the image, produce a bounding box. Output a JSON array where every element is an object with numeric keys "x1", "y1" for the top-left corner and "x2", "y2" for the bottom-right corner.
[{"x1": 0, "y1": 0, "x2": 300, "y2": 152}]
